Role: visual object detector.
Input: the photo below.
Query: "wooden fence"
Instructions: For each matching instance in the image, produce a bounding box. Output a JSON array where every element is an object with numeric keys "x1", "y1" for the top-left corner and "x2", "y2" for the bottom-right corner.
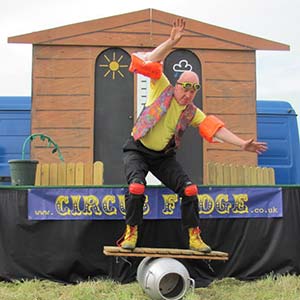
[
  {"x1": 206, "y1": 162, "x2": 275, "y2": 185},
  {"x1": 34, "y1": 161, "x2": 274, "y2": 186},
  {"x1": 35, "y1": 161, "x2": 104, "y2": 186}
]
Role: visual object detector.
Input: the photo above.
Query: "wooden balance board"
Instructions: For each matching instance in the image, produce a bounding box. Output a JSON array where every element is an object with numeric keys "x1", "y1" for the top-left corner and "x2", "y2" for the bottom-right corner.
[{"x1": 103, "y1": 246, "x2": 229, "y2": 261}]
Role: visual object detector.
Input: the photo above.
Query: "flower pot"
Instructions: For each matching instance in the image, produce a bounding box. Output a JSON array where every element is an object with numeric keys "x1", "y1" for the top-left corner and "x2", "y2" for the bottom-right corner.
[{"x1": 8, "y1": 159, "x2": 39, "y2": 186}]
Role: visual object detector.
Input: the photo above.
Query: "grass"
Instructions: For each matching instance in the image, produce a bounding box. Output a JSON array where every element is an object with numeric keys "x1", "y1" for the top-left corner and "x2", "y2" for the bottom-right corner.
[{"x1": 0, "y1": 274, "x2": 299, "y2": 300}]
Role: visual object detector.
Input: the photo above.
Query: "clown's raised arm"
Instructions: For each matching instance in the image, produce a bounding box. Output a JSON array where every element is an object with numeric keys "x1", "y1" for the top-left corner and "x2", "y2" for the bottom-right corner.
[
  {"x1": 129, "y1": 18, "x2": 185, "y2": 79},
  {"x1": 129, "y1": 18, "x2": 268, "y2": 155}
]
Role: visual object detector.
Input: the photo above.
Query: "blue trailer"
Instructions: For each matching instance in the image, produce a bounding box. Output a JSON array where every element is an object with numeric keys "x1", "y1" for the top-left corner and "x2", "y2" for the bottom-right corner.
[
  {"x1": 0, "y1": 96, "x2": 31, "y2": 183},
  {"x1": 257, "y1": 100, "x2": 300, "y2": 184}
]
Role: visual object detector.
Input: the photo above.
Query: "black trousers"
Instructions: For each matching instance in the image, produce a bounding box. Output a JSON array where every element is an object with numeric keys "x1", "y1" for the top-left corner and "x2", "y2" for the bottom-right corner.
[{"x1": 123, "y1": 136, "x2": 200, "y2": 229}]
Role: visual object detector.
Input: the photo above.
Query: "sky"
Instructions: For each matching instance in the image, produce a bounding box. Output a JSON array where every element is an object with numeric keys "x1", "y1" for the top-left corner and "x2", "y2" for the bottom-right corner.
[{"x1": 1, "y1": 0, "x2": 300, "y2": 128}]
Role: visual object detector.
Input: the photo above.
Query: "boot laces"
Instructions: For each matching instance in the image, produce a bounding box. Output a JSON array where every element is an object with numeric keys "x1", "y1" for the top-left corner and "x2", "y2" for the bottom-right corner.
[
  {"x1": 192, "y1": 226, "x2": 201, "y2": 236},
  {"x1": 116, "y1": 226, "x2": 137, "y2": 247}
]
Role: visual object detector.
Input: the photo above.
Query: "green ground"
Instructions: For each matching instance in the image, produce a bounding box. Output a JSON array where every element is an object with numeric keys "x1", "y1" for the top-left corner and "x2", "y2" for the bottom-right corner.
[{"x1": 0, "y1": 274, "x2": 299, "y2": 300}]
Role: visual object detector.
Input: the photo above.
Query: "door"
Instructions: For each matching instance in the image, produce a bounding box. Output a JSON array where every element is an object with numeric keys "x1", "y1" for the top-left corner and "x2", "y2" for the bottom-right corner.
[
  {"x1": 164, "y1": 49, "x2": 203, "y2": 184},
  {"x1": 94, "y1": 48, "x2": 133, "y2": 184}
]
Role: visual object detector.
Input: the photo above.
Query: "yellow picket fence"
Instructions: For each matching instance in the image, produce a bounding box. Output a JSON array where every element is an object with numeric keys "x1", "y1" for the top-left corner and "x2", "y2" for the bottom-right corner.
[
  {"x1": 35, "y1": 161, "x2": 104, "y2": 186},
  {"x1": 206, "y1": 162, "x2": 275, "y2": 185}
]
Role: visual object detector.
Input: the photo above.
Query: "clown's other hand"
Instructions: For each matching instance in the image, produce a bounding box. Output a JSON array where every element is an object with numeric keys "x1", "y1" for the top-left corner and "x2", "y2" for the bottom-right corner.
[{"x1": 241, "y1": 139, "x2": 268, "y2": 154}]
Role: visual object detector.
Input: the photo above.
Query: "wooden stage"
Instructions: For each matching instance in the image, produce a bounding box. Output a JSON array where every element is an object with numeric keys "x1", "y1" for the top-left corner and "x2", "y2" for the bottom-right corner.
[{"x1": 103, "y1": 246, "x2": 229, "y2": 261}]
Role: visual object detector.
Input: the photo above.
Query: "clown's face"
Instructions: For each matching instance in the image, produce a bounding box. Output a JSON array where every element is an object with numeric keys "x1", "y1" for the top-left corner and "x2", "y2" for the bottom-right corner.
[{"x1": 173, "y1": 81, "x2": 200, "y2": 106}]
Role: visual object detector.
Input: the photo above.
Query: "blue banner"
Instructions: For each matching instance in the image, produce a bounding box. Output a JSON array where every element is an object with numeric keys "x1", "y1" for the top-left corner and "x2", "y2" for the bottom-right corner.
[{"x1": 28, "y1": 187, "x2": 282, "y2": 220}]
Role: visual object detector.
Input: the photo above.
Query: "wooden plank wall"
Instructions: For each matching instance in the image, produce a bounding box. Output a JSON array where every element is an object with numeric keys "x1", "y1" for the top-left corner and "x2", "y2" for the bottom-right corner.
[
  {"x1": 31, "y1": 45, "x2": 102, "y2": 163},
  {"x1": 198, "y1": 49, "x2": 257, "y2": 183}
]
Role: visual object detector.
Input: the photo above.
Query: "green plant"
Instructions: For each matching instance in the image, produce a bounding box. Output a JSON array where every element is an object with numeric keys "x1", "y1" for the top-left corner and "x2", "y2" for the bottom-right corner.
[{"x1": 21, "y1": 133, "x2": 64, "y2": 161}]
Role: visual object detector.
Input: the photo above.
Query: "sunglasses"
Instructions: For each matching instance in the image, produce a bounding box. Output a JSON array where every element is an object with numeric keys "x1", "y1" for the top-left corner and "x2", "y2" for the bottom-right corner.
[{"x1": 177, "y1": 82, "x2": 201, "y2": 91}]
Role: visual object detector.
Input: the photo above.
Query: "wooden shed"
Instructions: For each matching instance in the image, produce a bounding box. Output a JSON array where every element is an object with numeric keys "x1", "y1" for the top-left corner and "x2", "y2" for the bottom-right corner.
[{"x1": 8, "y1": 8, "x2": 289, "y2": 184}]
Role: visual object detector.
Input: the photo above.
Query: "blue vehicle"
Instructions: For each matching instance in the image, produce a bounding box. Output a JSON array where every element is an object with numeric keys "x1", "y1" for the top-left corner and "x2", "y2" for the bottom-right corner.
[
  {"x1": 0, "y1": 96, "x2": 31, "y2": 184},
  {"x1": 257, "y1": 100, "x2": 300, "y2": 184}
]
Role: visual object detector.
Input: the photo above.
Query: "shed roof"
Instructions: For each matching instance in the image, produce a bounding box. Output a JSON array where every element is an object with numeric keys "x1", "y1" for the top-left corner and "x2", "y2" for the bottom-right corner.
[{"x1": 8, "y1": 9, "x2": 289, "y2": 51}]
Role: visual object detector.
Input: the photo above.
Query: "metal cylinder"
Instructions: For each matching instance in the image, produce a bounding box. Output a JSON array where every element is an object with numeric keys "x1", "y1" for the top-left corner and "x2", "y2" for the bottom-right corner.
[{"x1": 137, "y1": 257, "x2": 194, "y2": 300}]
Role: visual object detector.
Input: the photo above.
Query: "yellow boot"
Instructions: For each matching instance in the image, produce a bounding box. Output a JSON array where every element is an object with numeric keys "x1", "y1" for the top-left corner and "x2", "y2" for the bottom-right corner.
[
  {"x1": 188, "y1": 227, "x2": 212, "y2": 253},
  {"x1": 118, "y1": 225, "x2": 138, "y2": 250}
]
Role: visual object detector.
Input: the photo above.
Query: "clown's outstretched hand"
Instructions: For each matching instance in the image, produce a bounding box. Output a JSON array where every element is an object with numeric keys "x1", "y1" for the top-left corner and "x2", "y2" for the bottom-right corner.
[{"x1": 241, "y1": 139, "x2": 268, "y2": 154}]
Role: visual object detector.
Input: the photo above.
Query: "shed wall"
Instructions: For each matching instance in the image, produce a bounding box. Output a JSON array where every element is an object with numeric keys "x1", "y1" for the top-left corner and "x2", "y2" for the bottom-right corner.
[
  {"x1": 31, "y1": 45, "x2": 257, "y2": 183},
  {"x1": 32, "y1": 45, "x2": 98, "y2": 162},
  {"x1": 199, "y1": 49, "x2": 257, "y2": 181}
]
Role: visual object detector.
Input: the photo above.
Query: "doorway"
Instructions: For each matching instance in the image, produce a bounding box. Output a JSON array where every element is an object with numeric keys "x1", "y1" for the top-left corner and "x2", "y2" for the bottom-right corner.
[
  {"x1": 164, "y1": 49, "x2": 203, "y2": 184},
  {"x1": 94, "y1": 48, "x2": 133, "y2": 184}
]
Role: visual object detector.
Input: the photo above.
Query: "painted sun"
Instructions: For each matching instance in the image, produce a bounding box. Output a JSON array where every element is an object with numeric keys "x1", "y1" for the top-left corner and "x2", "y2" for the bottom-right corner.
[{"x1": 99, "y1": 51, "x2": 128, "y2": 79}]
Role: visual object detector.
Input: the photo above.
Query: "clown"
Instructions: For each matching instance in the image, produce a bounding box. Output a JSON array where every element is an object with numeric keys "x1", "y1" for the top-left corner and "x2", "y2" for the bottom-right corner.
[{"x1": 118, "y1": 18, "x2": 267, "y2": 252}]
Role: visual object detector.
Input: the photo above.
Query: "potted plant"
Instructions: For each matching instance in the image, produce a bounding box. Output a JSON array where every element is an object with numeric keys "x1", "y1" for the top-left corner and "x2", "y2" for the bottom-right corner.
[{"x1": 8, "y1": 133, "x2": 64, "y2": 186}]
